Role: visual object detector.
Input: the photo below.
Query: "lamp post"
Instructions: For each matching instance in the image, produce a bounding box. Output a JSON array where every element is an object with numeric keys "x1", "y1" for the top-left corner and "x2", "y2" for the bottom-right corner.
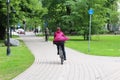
[{"x1": 6, "y1": 0, "x2": 10, "y2": 56}]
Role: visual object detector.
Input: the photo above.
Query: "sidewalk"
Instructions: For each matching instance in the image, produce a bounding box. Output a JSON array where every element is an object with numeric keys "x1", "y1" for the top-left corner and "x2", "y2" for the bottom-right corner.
[{"x1": 13, "y1": 32, "x2": 120, "y2": 80}]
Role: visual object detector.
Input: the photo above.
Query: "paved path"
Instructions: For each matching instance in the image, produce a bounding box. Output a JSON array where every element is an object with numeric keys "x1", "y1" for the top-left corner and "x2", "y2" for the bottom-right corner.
[{"x1": 13, "y1": 32, "x2": 120, "y2": 80}]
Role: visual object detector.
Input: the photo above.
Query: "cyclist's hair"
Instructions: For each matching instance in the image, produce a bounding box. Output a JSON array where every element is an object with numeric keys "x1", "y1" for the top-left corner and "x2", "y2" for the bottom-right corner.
[{"x1": 57, "y1": 27, "x2": 61, "y2": 30}]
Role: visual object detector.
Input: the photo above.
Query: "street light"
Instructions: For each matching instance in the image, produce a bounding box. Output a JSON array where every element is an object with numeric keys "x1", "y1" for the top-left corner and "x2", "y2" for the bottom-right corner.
[{"x1": 6, "y1": 0, "x2": 10, "y2": 56}]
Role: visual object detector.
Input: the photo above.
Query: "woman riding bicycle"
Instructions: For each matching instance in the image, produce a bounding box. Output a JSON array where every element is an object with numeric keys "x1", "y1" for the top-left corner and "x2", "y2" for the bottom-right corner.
[{"x1": 53, "y1": 27, "x2": 69, "y2": 60}]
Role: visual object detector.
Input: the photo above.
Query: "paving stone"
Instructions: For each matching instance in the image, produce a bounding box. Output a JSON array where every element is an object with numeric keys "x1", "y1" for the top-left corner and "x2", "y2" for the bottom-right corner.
[{"x1": 12, "y1": 32, "x2": 120, "y2": 80}]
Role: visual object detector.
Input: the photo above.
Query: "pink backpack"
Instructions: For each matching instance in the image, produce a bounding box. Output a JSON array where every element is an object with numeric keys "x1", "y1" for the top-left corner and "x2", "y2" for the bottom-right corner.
[{"x1": 54, "y1": 31, "x2": 69, "y2": 41}]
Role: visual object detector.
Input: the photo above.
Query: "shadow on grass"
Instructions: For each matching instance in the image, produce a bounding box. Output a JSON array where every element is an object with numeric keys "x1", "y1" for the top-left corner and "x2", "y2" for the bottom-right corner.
[
  {"x1": 68, "y1": 38, "x2": 101, "y2": 42},
  {"x1": 68, "y1": 39, "x2": 88, "y2": 41}
]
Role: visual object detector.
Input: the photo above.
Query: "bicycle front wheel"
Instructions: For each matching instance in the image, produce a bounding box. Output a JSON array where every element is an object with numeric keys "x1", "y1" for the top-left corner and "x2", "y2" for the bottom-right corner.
[{"x1": 61, "y1": 56, "x2": 64, "y2": 65}]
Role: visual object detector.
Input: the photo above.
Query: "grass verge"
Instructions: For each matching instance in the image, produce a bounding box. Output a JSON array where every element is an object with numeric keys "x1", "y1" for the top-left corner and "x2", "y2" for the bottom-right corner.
[{"x1": 0, "y1": 39, "x2": 34, "y2": 80}]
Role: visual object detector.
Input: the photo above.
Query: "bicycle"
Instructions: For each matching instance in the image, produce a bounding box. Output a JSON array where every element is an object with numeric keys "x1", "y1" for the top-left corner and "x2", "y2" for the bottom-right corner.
[{"x1": 58, "y1": 45, "x2": 64, "y2": 65}]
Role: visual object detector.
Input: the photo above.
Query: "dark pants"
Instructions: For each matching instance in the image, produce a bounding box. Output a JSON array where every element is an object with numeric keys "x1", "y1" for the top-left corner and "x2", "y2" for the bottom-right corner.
[
  {"x1": 54, "y1": 41, "x2": 66, "y2": 59},
  {"x1": 45, "y1": 34, "x2": 48, "y2": 41}
]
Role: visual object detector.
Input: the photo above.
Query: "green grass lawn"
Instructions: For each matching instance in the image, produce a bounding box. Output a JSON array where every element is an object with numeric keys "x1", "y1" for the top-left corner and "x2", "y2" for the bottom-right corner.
[
  {"x1": 50, "y1": 35, "x2": 120, "y2": 56},
  {"x1": 0, "y1": 39, "x2": 34, "y2": 80}
]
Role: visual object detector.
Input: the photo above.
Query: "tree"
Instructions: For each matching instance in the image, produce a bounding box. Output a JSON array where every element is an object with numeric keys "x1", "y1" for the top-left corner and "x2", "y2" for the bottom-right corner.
[
  {"x1": 42, "y1": 0, "x2": 119, "y2": 40},
  {"x1": 0, "y1": 0, "x2": 47, "y2": 40},
  {"x1": 0, "y1": 1, "x2": 7, "y2": 40},
  {"x1": 104, "y1": 0, "x2": 120, "y2": 32},
  {"x1": 11, "y1": 0, "x2": 47, "y2": 30},
  {"x1": 41, "y1": 0, "x2": 68, "y2": 31}
]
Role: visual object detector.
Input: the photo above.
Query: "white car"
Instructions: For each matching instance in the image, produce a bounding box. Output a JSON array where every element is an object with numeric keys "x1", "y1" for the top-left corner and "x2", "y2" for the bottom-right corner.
[{"x1": 16, "y1": 28, "x2": 25, "y2": 34}]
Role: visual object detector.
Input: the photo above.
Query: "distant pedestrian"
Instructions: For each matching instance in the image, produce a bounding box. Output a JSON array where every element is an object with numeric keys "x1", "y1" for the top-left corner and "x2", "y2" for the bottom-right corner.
[
  {"x1": 45, "y1": 27, "x2": 49, "y2": 41},
  {"x1": 34, "y1": 28, "x2": 38, "y2": 35},
  {"x1": 53, "y1": 27, "x2": 69, "y2": 60}
]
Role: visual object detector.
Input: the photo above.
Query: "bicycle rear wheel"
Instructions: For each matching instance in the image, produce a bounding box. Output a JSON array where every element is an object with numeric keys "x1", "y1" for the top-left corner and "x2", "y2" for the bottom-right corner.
[{"x1": 59, "y1": 46, "x2": 64, "y2": 65}]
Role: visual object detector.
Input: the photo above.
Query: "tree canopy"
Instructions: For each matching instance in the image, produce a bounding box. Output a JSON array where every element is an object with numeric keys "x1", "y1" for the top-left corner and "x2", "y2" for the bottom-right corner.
[
  {"x1": 0, "y1": 0, "x2": 120, "y2": 40},
  {"x1": 0, "y1": 0, "x2": 47, "y2": 40},
  {"x1": 41, "y1": 0, "x2": 120, "y2": 39}
]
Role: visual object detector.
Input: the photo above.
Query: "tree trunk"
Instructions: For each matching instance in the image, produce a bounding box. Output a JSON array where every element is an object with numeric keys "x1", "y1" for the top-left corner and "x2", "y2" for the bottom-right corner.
[
  {"x1": 0, "y1": 24, "x2": 6, "y2": 40},
  {"x1": 84, "y1": 34, "x2": 89, "y2": 40},
  {"x1": 83, "y1": 32, "x2": 89, "y2": 40}
]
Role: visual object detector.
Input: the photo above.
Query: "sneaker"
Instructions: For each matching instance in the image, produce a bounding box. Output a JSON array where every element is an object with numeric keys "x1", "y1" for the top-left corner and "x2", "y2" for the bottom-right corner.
[{"x1": 64, "y1": 58, "x2": 66, "y2": 60}]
